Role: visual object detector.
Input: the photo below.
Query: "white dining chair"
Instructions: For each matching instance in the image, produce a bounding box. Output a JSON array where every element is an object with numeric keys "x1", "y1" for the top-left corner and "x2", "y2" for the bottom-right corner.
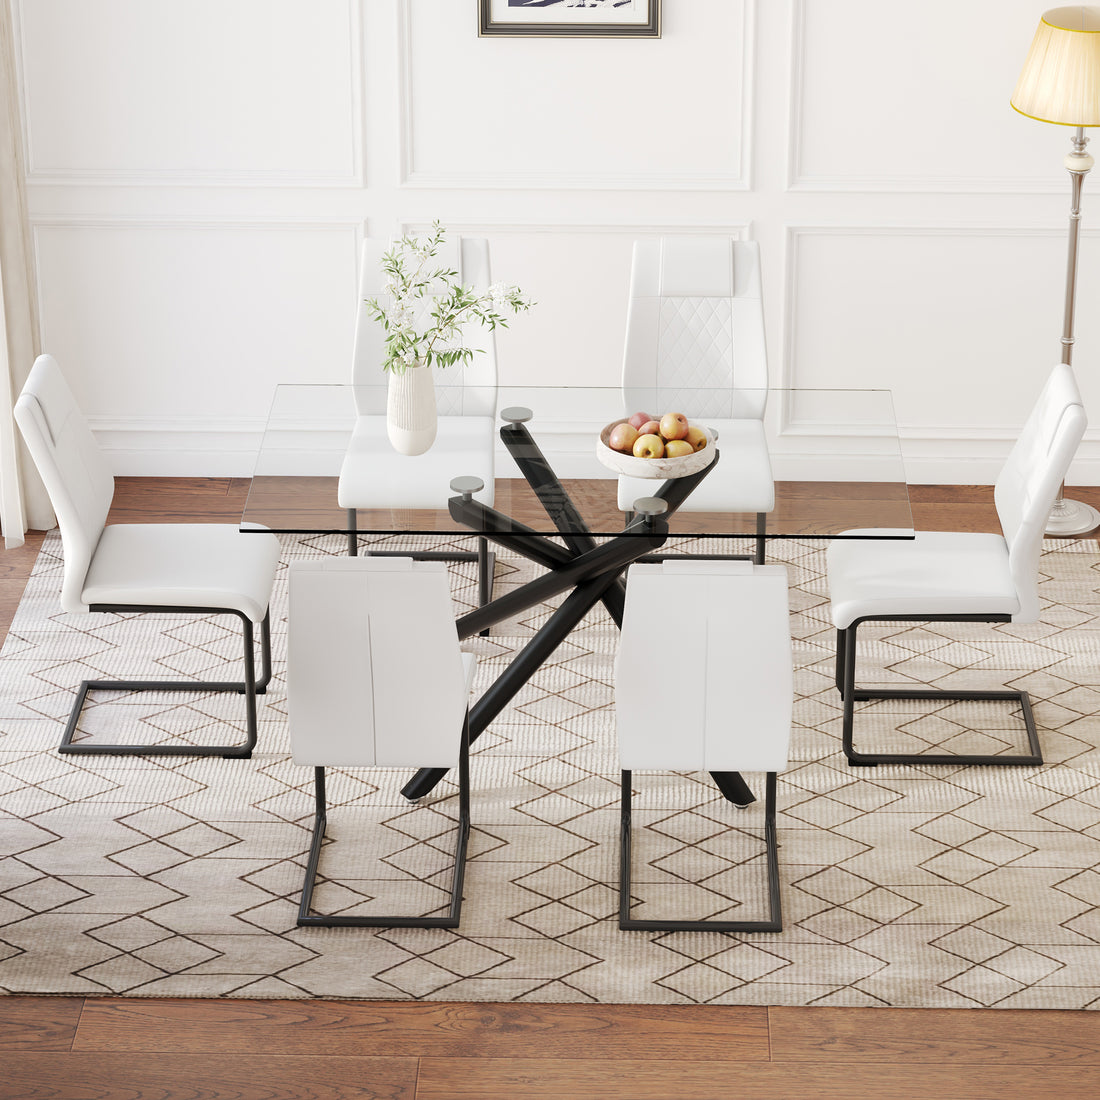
[
  {"x1": 619, "y1": 237, "x2": 775, "y2": 563},
  {"x1": 827, "y1": 362, "x2": 1088, "y2": 768},
  {"x1": 337, "y1": 236, "x2": 497, "y2": 608},
  {"x1": 14, "y1": 354, "x2": 280, "y2": 758},
  {"x1": 287, "y1": 556, "x2": 477, "y2": 928},
  {"x1": 615, "y1": 560, "x2": 792, "y2": 932}
]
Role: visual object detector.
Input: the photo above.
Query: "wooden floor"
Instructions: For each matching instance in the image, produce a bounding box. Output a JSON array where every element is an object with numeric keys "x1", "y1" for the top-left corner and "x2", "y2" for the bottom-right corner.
[{"x1": 3, "y1": 477, "x2": 1100, "y2": 1100}]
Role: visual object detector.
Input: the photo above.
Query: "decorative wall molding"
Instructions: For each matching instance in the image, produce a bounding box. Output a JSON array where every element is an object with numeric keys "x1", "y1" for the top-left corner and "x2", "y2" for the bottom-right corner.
[
  {"x1": 397, "y1": 0, "x2": 755, "y2": 192},
  {"x1": 780, "y1": 221, "x2": 1081, "y2": 390},
  {"x1": 784, "y1": 0, "x2": 1061, "y2": 195},
  {"x1": 30, "y1": 214, "x2": 366, "y2": 231},
  {"x1": 394, "y1": 220, "x2": 754, "y2": 238},
  {"x1": 29, "y1": 214, "x2": 364, "y2": 310},
  {"x1": 13, "y1": 0, "x2": 366, "y2": 189},
  {"x1": 779, "y1": 223, "x2": 1100, "y2": 483}
]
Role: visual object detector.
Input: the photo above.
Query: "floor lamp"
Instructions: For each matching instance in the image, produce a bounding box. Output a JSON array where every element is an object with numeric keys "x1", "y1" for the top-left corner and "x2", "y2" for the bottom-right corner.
[{"x1": 1012, "y1": 6, "x2": 1100, "y2": 535}]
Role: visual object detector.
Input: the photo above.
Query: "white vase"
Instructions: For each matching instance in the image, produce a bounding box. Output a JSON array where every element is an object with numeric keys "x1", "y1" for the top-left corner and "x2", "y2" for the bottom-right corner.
[{"x1": 386, "y1": 364, "x2": 437, "y2": 455}]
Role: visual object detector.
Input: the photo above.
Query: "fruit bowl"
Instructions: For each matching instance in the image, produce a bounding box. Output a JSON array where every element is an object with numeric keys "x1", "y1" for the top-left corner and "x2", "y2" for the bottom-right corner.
[{"x1": 596, "y1": 420, "x2": 717, "y2": 479}]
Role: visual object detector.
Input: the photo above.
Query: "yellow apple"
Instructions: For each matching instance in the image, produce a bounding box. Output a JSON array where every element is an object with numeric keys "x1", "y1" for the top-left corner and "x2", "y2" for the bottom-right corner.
[
  {"x1": 633, "y1": 433, "x2": 665, "y2": 459},
  {"x1": 685, "y1": 425, "x2": 708, "y2": 452},
  {"x1": 659, "y1": 412, "x2": 689, "y2": 441}
]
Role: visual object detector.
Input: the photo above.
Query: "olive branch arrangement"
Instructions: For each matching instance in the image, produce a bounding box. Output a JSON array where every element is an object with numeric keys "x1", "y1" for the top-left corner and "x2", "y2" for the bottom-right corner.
[{"x1": 366, "y1": 222, "x2": 533, "y2": 374}]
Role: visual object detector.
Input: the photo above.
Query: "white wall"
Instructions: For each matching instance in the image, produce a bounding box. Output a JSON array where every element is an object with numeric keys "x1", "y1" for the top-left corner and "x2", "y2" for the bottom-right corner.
[{"x1": 15, "y1": 0, "x2": 1100, "y2": 482}]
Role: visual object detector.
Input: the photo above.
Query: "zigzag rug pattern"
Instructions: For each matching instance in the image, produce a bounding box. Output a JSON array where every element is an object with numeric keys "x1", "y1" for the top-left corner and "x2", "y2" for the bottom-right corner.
[{"x1": 1, "y1": 533, "x2": 1099, "y2": 1007}]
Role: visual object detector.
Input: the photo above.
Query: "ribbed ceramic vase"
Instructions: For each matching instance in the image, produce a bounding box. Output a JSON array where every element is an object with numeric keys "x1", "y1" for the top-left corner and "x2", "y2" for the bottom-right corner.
[{"x1": 386, "y1": 363, "x2": 437, "y2": 455}]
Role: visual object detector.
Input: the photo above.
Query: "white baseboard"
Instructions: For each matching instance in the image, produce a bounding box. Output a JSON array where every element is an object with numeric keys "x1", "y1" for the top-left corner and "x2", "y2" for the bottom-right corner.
[
  {"x1": 94, "y1": 421, "x2": 266, "y2": 477},
  {"x1": 93, "y1": 419, "x2": 1100, "y2": 488}
]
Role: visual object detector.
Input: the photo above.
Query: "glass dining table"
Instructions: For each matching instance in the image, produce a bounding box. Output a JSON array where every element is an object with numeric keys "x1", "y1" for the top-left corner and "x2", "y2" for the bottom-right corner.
[{"x1": 242, "y1": 383, "x2": 914, "y2": 808}]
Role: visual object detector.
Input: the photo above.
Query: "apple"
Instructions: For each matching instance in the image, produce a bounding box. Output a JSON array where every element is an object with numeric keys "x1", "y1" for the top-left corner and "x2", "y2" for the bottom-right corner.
[
  {"x1": 664, "y1": 439, "x2": 694, "y2": 458},
  {"x1": 684, "y1": 425, "x2": 708, "y2": 452},
  {"x1": 628, "y1": 411, "x2": 653, "y2": 431},
  {"x1": 639, "y1": 419, "x2": 661, "y2": 436},
  {"x1": 633, "y1": 433, "x2": 665, "y2": 459},
  {"x1": 608, "y1": 422, "x2": 639, "y2": 453},
  {"x1": 659, "y1": 412, "x2": 689, "y2": 441}
]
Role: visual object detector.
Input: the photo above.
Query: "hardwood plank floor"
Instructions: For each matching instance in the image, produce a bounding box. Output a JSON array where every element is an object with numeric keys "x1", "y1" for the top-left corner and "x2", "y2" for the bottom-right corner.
[
  {"x1": 412, "y1": 1058, "x2": 1100, "y2": 1100},
  {"x1": 3, "y1": 477, "x2": 1099, "y2": 1099},
  {"x1": 0, "y1": 1053, "x2": 418, "y2": 1100},
  {"x1": 71, "y1": 1000, "x2": 771, "y2": 1060},
  {"x1": 768, "y1": 1006, "x2": 1100, "y2": 1064},
  {"x1": 0, "y1": 996, "x2": 82, "y2": 1052}
]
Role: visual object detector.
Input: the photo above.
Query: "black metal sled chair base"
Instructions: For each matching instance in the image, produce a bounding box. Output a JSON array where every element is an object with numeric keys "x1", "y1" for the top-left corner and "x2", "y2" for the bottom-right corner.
[
  {"x1": 296, "y1": 716, "x2": 471, "y2": 929},
  {"x1": 58, "y1": 607, "x2": 272, "y2": 759},
  {"x1": 836, "y1": 618, "x2": 1042, "y2": 769},
  {"x1": 619, "y1": 770, "x2": 782, "y2": 934}
]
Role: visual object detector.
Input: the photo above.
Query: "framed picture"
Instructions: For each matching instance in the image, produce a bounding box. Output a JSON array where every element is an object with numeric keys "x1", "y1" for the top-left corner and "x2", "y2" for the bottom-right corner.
[{"x1": 478, "y1": 1, "x2": 661, "y2": 39}]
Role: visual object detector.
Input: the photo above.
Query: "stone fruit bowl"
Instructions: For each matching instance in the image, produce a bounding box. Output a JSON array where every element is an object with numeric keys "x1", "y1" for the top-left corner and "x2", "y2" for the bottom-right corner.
[{"x1": 596, "y1": 420, "x2": 717, "y2": 479}]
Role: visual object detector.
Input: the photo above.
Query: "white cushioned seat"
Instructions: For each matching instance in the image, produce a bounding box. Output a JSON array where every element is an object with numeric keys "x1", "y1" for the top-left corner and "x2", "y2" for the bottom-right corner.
[
  {"x1": 84, "y1": 523, "x2": 280, "y2": 622},
  {"x1": 827, "y1": 530, "x2": 1019, "y2": 631},
  {"x1": 338, "y1": 415, "x2": 496, "y2": 511}
]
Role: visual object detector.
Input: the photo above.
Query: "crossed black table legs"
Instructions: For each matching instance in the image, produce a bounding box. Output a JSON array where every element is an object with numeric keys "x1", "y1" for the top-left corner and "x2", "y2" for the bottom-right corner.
[{"x1": 399, "y1": 411, "x2": 756, "y2": 809}]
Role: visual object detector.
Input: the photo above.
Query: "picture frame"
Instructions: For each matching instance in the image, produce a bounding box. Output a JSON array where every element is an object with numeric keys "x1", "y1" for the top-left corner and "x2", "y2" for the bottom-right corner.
[{"x1": 478, "y1": 1, "x2": 661, "y2": 39}]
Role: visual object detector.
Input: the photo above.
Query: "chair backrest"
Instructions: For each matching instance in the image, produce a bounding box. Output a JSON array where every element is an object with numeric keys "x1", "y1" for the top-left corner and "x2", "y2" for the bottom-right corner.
[
  {"x1": 13, "y1": 354, "x2": 114, "y2": 614},
  {"x1": 995, "y1": 362, "x2": 1088, "y2": 623},
  {"x1": 622, "y1": 237, "x2": 768, "y2": 421},
  {"x1": 287, "y1": 557, "x2": 469, "y2": 769},
  {"x1": 616, "y1": 561, "x2": 792, "y2": 774},
  {"x1": 351, "y1": 235, "x2": 497, "y2": 417}
]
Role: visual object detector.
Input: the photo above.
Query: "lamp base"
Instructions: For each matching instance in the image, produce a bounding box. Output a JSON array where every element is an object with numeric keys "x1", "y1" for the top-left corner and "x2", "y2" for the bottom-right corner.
[{"x1": 1045, "y1": 495, "x2": 1100, "y2": 536}]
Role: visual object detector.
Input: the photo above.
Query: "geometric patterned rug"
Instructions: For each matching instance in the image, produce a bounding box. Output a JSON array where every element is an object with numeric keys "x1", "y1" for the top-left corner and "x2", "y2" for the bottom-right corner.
[{"x1": 1, "y1": 531, "x2": 1100, "y2": 1008}]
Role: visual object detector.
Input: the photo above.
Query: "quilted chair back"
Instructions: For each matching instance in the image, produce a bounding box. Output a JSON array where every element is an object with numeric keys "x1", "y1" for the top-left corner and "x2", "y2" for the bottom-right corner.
[
  {"x1": 995, "y1": 363, "x2": 1087, "y2": 623},
  {"x1": 622, "y1": 237, "x2": 768, "y2": 421},
  {"x1": 14, "y1": 355, "x2": 114, "y2": 614},
  {"x1": 351, "y1": 235, "x2": 497, "y2": 417}
]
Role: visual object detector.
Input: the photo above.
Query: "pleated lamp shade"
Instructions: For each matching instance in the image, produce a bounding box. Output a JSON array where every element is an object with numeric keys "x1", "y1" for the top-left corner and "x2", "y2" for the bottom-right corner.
[{"x1": 1012, "y1": 7, "x2": 1100, "y2": 125}]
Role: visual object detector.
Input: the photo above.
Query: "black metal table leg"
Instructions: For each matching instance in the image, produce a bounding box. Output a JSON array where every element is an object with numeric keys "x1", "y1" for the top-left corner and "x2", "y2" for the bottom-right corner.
[
  {"x1": 401, "y1": 569, "x2": 628, "y2": 802},
  {"x1": 500, "y1": 417, "x2": 628, "y2": 625},
  {"x1": 709, "y1": 770, "x2": 757, "y2": 807},
  {"x1": 406, "y1": 431, "x2": 753, "y2": 807},
  {"x1": 453, "y1": 518, "x2": 667, "y2": 640}
]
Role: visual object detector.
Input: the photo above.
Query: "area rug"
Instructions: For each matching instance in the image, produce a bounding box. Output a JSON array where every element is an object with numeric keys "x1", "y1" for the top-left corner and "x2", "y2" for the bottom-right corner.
[{"x1": 1, "y1": 532, "x2": 1099, "y2": 1008}]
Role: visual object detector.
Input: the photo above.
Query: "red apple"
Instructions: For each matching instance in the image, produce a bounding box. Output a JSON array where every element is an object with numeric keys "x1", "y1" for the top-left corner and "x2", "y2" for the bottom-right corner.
[
  {"x1": 665, "y1": 439, "x2": 693, "y2": 458},
  {"x1": 659, "y1": 412, "x2": 689, "y2": 441},
  {"x1": 628, "y1": 411, "x2": 653, "y2": 431},
  {"x1": 639, "y1": 419, "x2": 661, "y2": 436},
  {"x1": 685, "y1": 425, "x2": 708, "y2": 452},
  {"x1": 632, "y1": 433, "x2": 665, "y2": 459},
  {"x1": 608, "y1": 422, "x2": 639, "y2": 453}
]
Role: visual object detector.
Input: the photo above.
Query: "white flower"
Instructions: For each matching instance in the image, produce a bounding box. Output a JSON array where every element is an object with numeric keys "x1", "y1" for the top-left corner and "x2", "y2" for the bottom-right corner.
[{"x1": 371, "y1": 223, "x2": 533, "y2": 372}]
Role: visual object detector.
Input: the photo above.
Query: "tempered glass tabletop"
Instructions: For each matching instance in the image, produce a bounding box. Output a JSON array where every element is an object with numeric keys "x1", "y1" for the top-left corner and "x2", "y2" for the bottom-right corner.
[{"x1": 241, "y1": 384, "x2": 913, "y2": 540}]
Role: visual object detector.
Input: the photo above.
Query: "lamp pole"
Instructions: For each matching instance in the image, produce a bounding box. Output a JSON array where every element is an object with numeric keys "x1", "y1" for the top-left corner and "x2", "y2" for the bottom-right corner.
[{"x1": 1046, "y1": 126, "x2": 1100, "y2": 534}]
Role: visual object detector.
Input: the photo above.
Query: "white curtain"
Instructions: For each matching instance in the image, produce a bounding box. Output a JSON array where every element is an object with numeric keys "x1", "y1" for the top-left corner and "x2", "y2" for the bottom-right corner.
[{"x1": 0, "y1": 0, "x2": 51, "y2": 548}]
